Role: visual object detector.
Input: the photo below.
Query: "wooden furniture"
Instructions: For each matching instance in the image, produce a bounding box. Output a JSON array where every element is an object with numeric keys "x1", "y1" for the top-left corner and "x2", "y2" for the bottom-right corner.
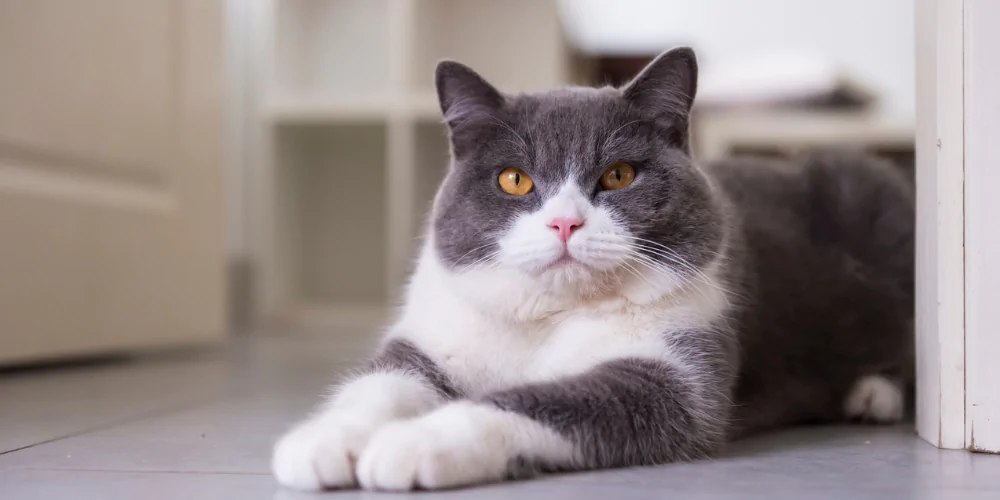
[
  {"x1": 249, "y1": 0, "x2": 574, "y2": 325},
  {"x1": 0, "y1": 0, "x2": 227, "y2": 364}
]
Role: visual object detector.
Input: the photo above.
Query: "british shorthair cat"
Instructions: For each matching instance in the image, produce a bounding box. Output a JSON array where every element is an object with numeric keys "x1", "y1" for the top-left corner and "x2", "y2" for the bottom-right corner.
[{"x1": 272, "y1": 47, "x2": 914, "y2": 491}]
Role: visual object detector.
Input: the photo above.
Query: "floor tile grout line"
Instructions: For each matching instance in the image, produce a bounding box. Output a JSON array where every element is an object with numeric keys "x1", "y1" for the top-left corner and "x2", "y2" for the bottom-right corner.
[
  {"x1": 13, "y1": 467, "x2": 270, "y2": 476},
  {"x1": 0, "y1": 393, "x2": 237, "y2": 457}
]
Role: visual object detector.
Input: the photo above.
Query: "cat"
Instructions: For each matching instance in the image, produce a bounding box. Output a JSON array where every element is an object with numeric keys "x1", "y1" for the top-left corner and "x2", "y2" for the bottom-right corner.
[{"x1": 271, "y1": 47, "x2": 915, "y2": 491}]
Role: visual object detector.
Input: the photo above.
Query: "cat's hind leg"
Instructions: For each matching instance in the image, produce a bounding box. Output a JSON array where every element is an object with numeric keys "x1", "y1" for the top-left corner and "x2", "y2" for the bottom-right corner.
[{"x1": 843, "y1": 374, "x2": 905, "y2": 423}]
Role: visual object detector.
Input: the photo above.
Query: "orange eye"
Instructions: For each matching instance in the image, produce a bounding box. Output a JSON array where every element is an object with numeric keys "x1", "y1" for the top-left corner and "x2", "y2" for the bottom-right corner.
[
  {"x1": 498, "y1": 167, "x2": 534, "y2": 196},
  {"x1": 600, "y1": 162, "x2": 635, "y2": 190}
]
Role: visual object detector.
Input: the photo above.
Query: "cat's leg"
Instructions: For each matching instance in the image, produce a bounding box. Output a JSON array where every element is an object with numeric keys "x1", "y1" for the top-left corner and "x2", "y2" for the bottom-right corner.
[
  {"x1": 355, "y1": 357, "x2": 729, "y2": 491},
  {"x1": 844, "y1": 374, "x2": 905, "y2": 423},
  {"x1": 272, "y1": 339, "x2": 458, "y2": 491}
]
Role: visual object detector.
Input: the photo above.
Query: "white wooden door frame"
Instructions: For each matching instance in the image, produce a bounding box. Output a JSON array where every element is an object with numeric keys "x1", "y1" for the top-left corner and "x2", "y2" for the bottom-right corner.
[
  {"x1": 960, "y1": 0, "x2": 1000, "y2": 453},
  {"x1": 915, "y1": 0, "x2": 1000, "y2": 453}
]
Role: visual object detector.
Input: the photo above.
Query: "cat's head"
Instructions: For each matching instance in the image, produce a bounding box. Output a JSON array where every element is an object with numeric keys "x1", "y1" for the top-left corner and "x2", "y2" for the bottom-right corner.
[{"x1": 428, "y1": 48, "x2": 728, "y2": 309}]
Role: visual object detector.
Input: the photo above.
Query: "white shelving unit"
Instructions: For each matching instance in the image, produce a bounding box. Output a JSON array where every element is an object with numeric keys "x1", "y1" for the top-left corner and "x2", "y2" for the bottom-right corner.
[
  {"x1": 249, "y1": 0, "x2": 574, "y2": 325},
  {"x1": 693, "y1": 109, "x2": 915, "y2": 162}
]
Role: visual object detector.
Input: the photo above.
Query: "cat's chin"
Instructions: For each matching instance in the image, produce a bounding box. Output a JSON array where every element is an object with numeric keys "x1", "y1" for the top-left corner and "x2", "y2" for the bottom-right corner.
[
  {"x1": 527, "y1": 253, "x2": 593, "y2": 277},
  {"x1": 531, "y1": 258, "x2": 615, "y2": 292},
  {"x1": 545, "y1": 254, "x2": 580, "y2": 270}
]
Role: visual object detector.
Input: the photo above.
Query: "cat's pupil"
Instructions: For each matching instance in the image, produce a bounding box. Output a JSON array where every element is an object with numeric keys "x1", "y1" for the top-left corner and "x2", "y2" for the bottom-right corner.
[
  {"x1": 614, "y1": 169, "x2": 622, "y2": 181},
  {"x1": 514, "y1": 173, "x2": 520, "y2": 185}
]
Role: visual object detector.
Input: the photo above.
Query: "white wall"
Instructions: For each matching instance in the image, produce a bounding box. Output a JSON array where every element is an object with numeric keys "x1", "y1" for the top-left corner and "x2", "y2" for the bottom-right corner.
[{"x1": 560, "y1": 0, "x2": 915, "y2": 119}]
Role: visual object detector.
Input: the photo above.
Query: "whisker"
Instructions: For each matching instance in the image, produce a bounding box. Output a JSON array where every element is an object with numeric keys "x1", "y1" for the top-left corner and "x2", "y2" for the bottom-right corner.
[
  {"x1": 598, "y1": 241, "x2": 727, "y2": 304},
  {"x1": 618, "y1": 237, "x2": 705, "y2": 274},
  {"x1": 464, "y1": 249, "x2": 501, "y2": 270},
  {"x1": 485, "y1": 115, "x2": 530, "y2": 158},
  {"x1": 601, "y1": 120, "x2": 641, "y2": 154},
  {"x1": 453, "y1": 242, "x2": 497, "y2": 267},
  {"x1": 619, "y1": 239, "x2": 725, "y2": 288},
  {"x1": 619, "y1": 260, "x2": 655, "y2": 290}
]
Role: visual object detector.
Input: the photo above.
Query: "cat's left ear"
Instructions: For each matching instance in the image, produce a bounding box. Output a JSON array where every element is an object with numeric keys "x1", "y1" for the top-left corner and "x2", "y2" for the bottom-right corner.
[{"x1": 622, "y1": 47, "x2": 698, "y2": 141}]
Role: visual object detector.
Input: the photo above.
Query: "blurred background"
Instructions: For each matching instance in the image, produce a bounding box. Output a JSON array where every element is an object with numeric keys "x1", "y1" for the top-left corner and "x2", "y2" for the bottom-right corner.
[{"x1": 0, "y1": 0, "x2": 915, "y2": 366}]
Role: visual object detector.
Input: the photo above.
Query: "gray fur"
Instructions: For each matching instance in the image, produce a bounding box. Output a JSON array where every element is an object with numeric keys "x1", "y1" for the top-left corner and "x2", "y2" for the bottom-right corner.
[
  {"x1": 485, "y1": 357, "x2": 725, "y2": 468},
  {"x1": 368, "y1": 339, "x2": 462, "y2": 399},
  {"x1": 433, "y1": 48, "x2": 724, "y2": 275},
  {"x1": 711, "y1": 151, "x2": 914, "y2": 436},
  {"x1": 373, "y1": 47, "x2": 914, "y2": 474}
]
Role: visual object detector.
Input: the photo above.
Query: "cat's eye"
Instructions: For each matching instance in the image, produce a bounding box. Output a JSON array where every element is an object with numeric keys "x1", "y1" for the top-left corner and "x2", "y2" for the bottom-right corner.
[
  {"x1": 600, "y1": 162, "x2": 635, "y2": 190},
  {"x1": 498, "y1": 167, "x2": 534, "y2": 196}
]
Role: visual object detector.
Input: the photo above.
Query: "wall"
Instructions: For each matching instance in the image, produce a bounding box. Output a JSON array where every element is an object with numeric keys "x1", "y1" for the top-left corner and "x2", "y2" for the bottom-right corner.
[{"x1": 559, "y1": 0, "x2": 915, "y2": 119}]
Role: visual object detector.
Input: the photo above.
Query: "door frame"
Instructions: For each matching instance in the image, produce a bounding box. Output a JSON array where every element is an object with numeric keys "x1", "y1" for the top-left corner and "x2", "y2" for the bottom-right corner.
[{"x1": 915, "y1": 0, "x2": 1000, "y2": 453}]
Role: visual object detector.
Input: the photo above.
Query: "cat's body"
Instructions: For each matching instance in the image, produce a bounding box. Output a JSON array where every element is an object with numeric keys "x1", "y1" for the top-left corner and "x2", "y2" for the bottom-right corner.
[
  {"x1": 272, "y1": 48, "x2": 914, "y2": 491},
  {"x1": 713, "y1": 155, "x2": 913, "y2": 435}
]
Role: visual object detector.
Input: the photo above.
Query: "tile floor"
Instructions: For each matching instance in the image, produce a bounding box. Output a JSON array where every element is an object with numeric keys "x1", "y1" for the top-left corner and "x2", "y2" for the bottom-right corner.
[{"x1": 2, "y1": 330, "x2": 998, "y2": 500}]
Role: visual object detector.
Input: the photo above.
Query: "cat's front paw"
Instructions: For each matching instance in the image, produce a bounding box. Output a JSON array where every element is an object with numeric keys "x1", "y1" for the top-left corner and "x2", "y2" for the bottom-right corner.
[
  {"x1": 356, "y1": 403, "x2": 511, "y2": 491},
  {"x1": 271, "y1": 415, "x2": 377, "y2": 491}
]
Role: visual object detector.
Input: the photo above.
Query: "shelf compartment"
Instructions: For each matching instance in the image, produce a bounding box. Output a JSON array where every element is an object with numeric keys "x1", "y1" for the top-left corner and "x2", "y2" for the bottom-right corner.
[{"x1": 274, "y1": 123, "x2": 388, "y2": 306}]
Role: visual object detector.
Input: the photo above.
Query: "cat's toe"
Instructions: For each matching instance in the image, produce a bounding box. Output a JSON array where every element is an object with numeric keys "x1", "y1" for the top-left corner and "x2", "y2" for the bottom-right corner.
[
  {"x1": 844, "y1": 374, "x2": 904, "y2": 423},
  {"x1": 271, "y1": 417, "x2": 374, "y2": 491},
  {"x1": 356, "y1": 405, "x2": 509, "y2": 491}
]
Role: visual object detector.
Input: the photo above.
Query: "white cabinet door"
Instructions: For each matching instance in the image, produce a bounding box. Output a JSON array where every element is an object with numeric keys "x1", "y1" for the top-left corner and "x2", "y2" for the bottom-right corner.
[{"x1": 0, "y1": 0, "x2": 227, "y2": 364}]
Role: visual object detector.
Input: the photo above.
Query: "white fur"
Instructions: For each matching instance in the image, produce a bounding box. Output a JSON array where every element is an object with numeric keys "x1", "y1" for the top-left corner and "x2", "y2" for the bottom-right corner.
[
  {"x1": 272, "y1": 372, "x2": 445, "y2": 490},
  {"x1": 357, "y1": 402, "x2": 576, "y2": 491},
  {"x1": 844, "y1": 375, "x2": 904, "y2": 422},
  {"x1": 394, "y1": 253, "x2": 725, "y2": 396},
  {"x1": 494, "y1": 182, "x2": 691, "y2": 302}
]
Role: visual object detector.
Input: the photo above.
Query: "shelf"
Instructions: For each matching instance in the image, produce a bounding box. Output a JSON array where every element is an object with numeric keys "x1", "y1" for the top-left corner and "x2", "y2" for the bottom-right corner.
[
  {"x1": 273, "y1": 0, "x2": 390, "y2": 97},
  {"x1": 254, "y1": 0, "x2": 570, "y2": 320},
  {"x1": 412, "y1": 120, "x2": 451, "y2": 226},
  {"x1": 694, "y1": 109, "x2": 915, "y2": 161},
  {"x1": 264, "y1": 92, "x2": 443, "y2": 124},
  {"x1": 269, "y1": 302, "x2": 392, "y2": 331},
  {"x1": 265, "y1": 94, "x2": 393, "y2": 124},
  {"x1": 273, "y1": 124, "x2": 388, "y2": 305},
  {"x1": 409, "y1": 92, "x2": 444, "y2": 121}
]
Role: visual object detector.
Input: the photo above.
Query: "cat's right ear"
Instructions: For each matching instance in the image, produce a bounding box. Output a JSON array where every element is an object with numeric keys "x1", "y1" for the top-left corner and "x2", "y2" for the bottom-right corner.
[
  {"x1": 435, "y1": 61, "x2": 505, "y2": 139},
  {"x1": 622, "y1": 47, "x2": 698, "y2": 148}
]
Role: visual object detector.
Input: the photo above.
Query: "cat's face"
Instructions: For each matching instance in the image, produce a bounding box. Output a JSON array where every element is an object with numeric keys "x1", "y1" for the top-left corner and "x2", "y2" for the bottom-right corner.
[{"x1": 430, "y1": 48, "x2": 726, "y2": 301}]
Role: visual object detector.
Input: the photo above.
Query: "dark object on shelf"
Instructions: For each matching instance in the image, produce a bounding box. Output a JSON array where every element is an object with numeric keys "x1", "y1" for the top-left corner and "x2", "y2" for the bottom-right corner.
[
  {"x1": 594, "y1": 56, "x2": 655, "y2": 86},
  {"x1": 729, "y1": 145, "x2": 914, "y2": 183}
]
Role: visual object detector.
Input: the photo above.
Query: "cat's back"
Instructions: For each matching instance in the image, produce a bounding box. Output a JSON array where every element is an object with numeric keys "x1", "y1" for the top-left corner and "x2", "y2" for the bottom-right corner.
[{"x1": 705, "y1": 151, "x2": 913, "y2": 284}]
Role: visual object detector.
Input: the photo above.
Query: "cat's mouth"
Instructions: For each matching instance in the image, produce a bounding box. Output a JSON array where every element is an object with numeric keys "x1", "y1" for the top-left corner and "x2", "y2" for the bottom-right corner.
[
  {"x1": 541, "y1": 249, "x2": 594, "y2": 273},
  {"x1": 549, "y1": 254, "x2": 577, "y2": 268}
]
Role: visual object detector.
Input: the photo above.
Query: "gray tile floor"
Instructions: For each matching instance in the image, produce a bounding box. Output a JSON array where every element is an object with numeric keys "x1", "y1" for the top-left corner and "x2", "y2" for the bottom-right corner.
[{"x1": 2, "y1": 330, "x2": 998, "y2": 500}]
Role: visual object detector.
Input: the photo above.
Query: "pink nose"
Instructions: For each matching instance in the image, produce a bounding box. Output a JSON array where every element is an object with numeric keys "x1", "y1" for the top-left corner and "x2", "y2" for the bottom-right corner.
[{"x1": 547, "y1": 217, "x2": 583, "y2": 242}]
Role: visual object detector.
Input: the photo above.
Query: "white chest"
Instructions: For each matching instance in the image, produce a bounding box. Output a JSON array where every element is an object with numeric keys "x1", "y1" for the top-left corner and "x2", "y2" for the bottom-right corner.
[
  {"x1": 392, "y1": 246, "x2": 728, "y2": 396},
  {"x1": 397, "y1": 301, "x2": 673, "y2": 396}
]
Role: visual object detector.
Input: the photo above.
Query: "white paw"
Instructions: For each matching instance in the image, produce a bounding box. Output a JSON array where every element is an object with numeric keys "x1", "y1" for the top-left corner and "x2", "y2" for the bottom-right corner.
[
  {"x1": 271, "y1": 414, "x2": 377, "y2": 491},
  {"x1": 271, "y1": 371, "x2": 449, "y2": 490},
  {"x1": 356, "y1": 404, "x2": 512, "y2": 491},
  {"x1": 844, "y1": 375, "x2": 904, "y2": 423}
]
